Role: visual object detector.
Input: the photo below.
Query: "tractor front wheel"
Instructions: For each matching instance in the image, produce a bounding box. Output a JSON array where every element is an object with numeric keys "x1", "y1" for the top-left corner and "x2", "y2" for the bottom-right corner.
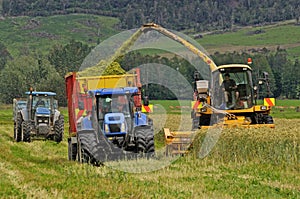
[{"x1": 53, "y1": 115, "x2": 64, "y2": 143}]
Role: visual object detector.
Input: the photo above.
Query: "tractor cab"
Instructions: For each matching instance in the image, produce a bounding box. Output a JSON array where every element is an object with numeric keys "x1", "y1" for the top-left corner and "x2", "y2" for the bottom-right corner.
[
  {"x1": 26, "y1": 91, "x2": 57, "y2": 121},
  {"x1": 97, "y1": 92, "x2": 134, "y2": 138},
  {"x1": 85, "y1": 87, "x2": 144, "y2": 141},
  {"x1": 211, "y1": 65, "x2": 254, "y2": 110}
]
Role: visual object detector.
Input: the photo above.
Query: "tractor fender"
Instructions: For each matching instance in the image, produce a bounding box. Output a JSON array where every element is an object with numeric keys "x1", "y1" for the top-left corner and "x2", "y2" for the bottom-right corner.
[
  {"x1": 53, "y1": 110, "x2": 61, "y2": 124},
  {"x1": 81, "y1": 115, "x2": 93, "y2": 130},
  {"x1": 134, "y1": 112, "x2": 148, "y2": 126},
  {"x1": 19, "y1": 109, "x2": 29, "y2": 121}
]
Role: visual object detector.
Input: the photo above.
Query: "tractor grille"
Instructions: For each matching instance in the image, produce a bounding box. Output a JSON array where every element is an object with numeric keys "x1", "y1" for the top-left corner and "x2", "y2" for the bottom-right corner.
[
  {"x1": 109, "y1": 124, "x2": 120, "y2": 133},
  {"x1": 38, "y1": 124, "x2": 50, "y2": 135}
]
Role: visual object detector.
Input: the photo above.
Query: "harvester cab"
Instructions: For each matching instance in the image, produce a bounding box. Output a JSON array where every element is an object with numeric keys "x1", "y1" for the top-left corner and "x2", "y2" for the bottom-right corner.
[
  {"x1": 13, "y1": 90, "x2": 64, "y2": 143},
  {"x1": 211, "y1": 65, "x2": 254, "y2": 110},
  {"x1": 192, "y1": 63, "x2": 275, "y2": 130}
]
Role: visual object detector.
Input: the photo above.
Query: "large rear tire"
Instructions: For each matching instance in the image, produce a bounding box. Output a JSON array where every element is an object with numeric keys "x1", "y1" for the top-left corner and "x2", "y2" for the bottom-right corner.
[
  {"x1": 135, "y1": 127, "x2": 155, "y2": 154},
  {"x1": 22, "y1": 121, "x2": 31, "y2": 142},
  {"x1": 14, "y1": 114, "x2": 22, "y2": 142},
  {"x1": 77, "y1": 139, "x2": 90, "y2": 163},
  {"x1": 53, "y1": 115, "x2": 64, "y2": 143}
]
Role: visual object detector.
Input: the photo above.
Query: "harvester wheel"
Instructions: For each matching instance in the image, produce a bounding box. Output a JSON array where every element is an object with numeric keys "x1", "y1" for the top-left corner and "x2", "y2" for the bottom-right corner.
[
  {"x1": 22, "y1": 121, "x2": 31, "y2": 142},
  {"x1": 53, "y1": 115, "x2": 64, "y2": 143},
  {"x1": 264, "y1": 115, "x2": 274, "y2": 124},
  {"x1": 14, "y1": 115, "x2": 22, "y2": 142},
  {"x1": 192, "y1": 116, "x2": 200, "y2": 130}
]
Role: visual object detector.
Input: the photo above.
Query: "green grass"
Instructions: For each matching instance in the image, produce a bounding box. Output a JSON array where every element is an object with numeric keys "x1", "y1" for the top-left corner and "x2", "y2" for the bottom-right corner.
[
  {"x1": 0, "y1": 103, "x2": 299, "y2": 198},
  {"x1": 150, "y1": 99, "x2": 300, "y2": 118}
]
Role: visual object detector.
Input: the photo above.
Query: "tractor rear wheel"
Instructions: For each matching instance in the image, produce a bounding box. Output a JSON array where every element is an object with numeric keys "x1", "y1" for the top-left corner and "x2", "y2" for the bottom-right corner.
[
  {"x1": 135, "y1": 127, "x2": 155, "y2": 154},
  {"x1": 14, "y1": 114, "x2": 22, "y2": 142},
  {"x1": 77, "y1": 135, "x2": 91, "y2": 164},
  {"x1": 53, "y1": 115, "x2": 64, "y2": 143},
  {"x1": 22, "y1": 121, "x2": 31, "y2": 142}
]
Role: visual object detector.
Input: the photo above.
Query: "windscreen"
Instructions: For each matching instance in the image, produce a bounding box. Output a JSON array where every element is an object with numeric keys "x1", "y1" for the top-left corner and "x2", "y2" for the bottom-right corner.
[
  {"x1": 98, "y1": 95, "x2": 131, "y2": 119},
  {"x1": 211, "y1": 69, "x2": 254, "y2": 109},
  {"x1": 32, "y1": 96, "x2": 52, "y2": 109}
]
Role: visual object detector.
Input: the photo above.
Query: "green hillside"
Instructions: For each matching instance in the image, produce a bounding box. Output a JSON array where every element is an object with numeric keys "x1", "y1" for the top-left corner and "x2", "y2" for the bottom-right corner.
[
  {"x1": 196, "y1": 20, "x2": 300, "y2": 61},
  {"x1": 0, "y1": 14, "x2": 299, "y2": 61},
  {"x1": 0, "y1": 14, "x2": 119, "y2": 56}
]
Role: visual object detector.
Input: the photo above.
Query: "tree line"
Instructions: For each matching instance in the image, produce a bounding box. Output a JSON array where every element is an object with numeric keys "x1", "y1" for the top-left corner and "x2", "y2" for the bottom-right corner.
[
  {"x1": 1, "y1": 0, "x2": 300, "y2": 31},
  {"x1": 0, "y1": 40, "x2": 299, "y2": 106}
]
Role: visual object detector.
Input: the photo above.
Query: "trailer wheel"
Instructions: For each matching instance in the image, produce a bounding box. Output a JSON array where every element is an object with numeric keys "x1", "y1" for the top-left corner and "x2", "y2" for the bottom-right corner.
[
  {"x1": 14, "y1": 114, "x2": 22, "y2": 142},
  {"x1": 53, "y1": 115, "x2": 64, "y2": 143},
  {"x1": 22, "y1": 121, "x2": 31, "y2": 142},
  {"x1": 68, "y1": 139, "x2": 77, "y2": 161}
]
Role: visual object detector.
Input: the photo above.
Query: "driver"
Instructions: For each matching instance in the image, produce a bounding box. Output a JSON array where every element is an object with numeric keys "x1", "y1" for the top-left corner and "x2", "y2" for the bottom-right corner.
[
  {"x1": 222, "y1": 73, "x2": 239, "y2": 104},
  {"x1": 35, "y1": 98, "x2": 46, "y2": 108}
]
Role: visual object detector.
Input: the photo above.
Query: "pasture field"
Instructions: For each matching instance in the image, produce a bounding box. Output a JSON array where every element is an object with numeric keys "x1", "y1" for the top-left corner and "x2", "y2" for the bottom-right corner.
[
  {"x1": 151, "y1": 99, "x2": 300, "y2": 118},
  {"x1": 0, "y1": 14, "x2": 120, "y2": 56},
  {"x1": 0, "y1": 15, "x2": 299, "y2": 61},
  {"x1": 0, "y1": 102, "x2": 299, "y2": 198},
  {"x1": 196, "y1": 21, "x2": 300, "y2": 61}
]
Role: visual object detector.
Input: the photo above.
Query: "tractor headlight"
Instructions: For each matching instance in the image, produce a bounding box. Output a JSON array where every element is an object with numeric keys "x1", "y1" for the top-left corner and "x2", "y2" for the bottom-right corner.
[
  {"x1": 121, "y1": 123, "x2": 126, "y2": 132},
  {"x1": 104, "y1": 124, "x2": 110, "y2": 133},
  {"x1": 260, "y1": 106, "x2": 267, "y2": 110},
  {"x1": 38, "y1": 119, "x2": 43, "y2": 123}
]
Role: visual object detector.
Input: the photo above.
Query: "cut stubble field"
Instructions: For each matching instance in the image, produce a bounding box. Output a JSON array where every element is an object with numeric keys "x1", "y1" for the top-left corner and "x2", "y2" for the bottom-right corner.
[{"x1": 0, "y1": 104, "x2": 299, "y2": 198}]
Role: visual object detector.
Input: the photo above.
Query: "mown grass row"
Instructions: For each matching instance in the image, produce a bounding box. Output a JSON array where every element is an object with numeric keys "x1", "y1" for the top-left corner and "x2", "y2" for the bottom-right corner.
[{"x1": 0, "y1": 104, "x2": 299, "y2": 198}]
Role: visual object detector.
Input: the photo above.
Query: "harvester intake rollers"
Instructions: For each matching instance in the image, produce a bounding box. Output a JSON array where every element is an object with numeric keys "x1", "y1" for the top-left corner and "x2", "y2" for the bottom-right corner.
[
  {"x1": 22, "y1": 121, "x2": 31, "y2": 142},
  {"x1": 53, "y1": 115, "x2": 64, "y2": 143}
]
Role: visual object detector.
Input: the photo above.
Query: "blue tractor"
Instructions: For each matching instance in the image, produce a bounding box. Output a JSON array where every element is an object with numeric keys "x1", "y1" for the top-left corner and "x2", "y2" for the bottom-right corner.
[
  {"x1": 13, "y1": 90, "x2": 64, "y2": 143},
  {"x1": 72, "y1": 87, "x2": 154, "y2": 163}
]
